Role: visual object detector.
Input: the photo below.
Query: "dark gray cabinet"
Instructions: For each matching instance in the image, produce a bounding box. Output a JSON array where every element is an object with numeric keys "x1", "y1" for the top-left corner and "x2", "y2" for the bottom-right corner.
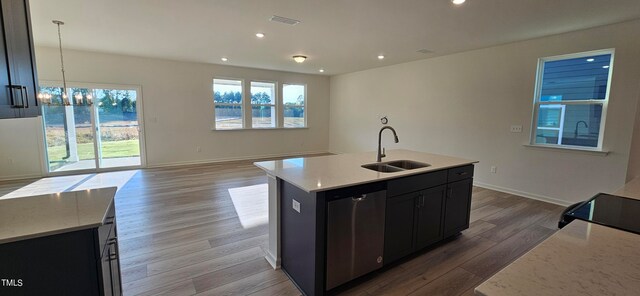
[
  {"x1": 0, "y1": 0, "x2": 40, "y2": 119},
  {"x1": 279, "y1": 164, "x2": 474, "y2": 295},
  {"x1": 384, "y1": 185, "x2": 445, "y2": 264},
  {"x1": 0, "y1": 201, "x2": 122, "y2": 296},
  {"x1": 383, "y1": 165, "x2": 474, "y2": 266},
  {"x1": 415, "y1": 185, "x2": 446, "y2": 249},
  {"x1": 444, "y1": 178, "x2": 473, "y2": 237}
]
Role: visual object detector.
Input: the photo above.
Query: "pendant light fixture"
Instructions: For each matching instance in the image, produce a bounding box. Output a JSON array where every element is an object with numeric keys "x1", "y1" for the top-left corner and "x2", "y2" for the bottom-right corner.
[
  {"x1": 38, "y1": 20, "x2": 93, "y2": 106},
  {"x1": 53, "y1": 20, "x2": 69, "y2": 105}
]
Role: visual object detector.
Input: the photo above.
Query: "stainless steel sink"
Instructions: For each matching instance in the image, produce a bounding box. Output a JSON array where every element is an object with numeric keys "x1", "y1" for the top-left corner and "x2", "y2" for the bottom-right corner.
[
  {"x1": 361, "y1": 160, "x2": 431, "y2": 173},
  {"x1": 361, "y1": 163, "x2": 405, "y2": 173},
  {"x1": 385, "y1": 160, "x2": 430, "y2": 170}
]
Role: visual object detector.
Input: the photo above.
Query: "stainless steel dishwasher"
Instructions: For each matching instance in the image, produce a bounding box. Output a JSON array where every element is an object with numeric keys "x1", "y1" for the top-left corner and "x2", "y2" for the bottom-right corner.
[{"x1": 326, "y1": 190, "x2": 386, "y2": 290}]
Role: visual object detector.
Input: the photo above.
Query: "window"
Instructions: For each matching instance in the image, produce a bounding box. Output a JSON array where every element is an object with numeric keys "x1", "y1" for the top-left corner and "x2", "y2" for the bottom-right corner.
[
  {"x1": 283, "y1": 84, "x2": 306, "y2": 128},
  {"x1": 531, "y1": 50, "x2": 613, "y2": 150},
  {"x1": 251, "y1": 82, "x2": 276, "y2": 128},
  {"x1": 213, "y1": 79, "x2": 243, "y2": 129},
  {"x1": 213, "y1": 79, "x2": 306, "y2": 130}
]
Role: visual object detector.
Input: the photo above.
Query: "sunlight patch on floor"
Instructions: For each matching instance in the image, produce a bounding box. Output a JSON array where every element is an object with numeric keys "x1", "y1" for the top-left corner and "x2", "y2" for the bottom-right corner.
[
  {"x1": 228, "y1": 183, "x2": 268, "y2": 229},
  {"x1": 0, "y1": 170, "x2": 139, "y2": 199}
]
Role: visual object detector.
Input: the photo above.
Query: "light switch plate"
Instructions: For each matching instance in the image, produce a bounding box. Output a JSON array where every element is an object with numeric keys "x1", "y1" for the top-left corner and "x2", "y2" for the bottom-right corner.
[
  {"x1": 292, "y1": 199, "x2": 301, "y2": 213},
  {"x1": 510, "y1": 125, "x2": 523, "y2": 133}
]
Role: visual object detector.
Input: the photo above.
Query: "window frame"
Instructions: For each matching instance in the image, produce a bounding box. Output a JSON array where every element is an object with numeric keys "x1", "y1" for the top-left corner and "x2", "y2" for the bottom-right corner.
[
  {"x1": 282, "y1": 83, "x2": 307, "y2": 129},
  {"x1": 529, "y1": 49, "x2": 615, "y2": 151},
  {"x1": 212, "y1": 78, "x2": 308, "y2": 130},
  {"x1": 213, "y1": 77, "x2": 245, "y2": 130},
  {"x1": 250, "y1": 80, "x2": 278, "y2": 129}
]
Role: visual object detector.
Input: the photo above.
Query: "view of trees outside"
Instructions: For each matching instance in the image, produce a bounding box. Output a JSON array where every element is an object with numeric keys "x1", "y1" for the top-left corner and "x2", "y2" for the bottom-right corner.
[
  {"x1": 283, "y1": 84, "x2": 305, "y2": 128},
  {"x1": 251, "y1": 82, "x2": 275, "y2": 128},
  {"x1": 214, "y1": 79, "x2": 243, "y2": 129},
  {"x1": 213, "y1": 80, "x2": 305, "y2": 129},
  {"x1": 41, "y1": 86, "x2": 140, "y2": 171}
]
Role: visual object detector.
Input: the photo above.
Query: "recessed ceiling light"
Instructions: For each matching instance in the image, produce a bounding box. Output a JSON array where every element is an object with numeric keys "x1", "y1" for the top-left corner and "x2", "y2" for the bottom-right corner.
[
  {"x1": 293, "y1": 55, "x2": 307, "y2": 63},
  {"x1": 256, "y1": 33, "x2": 265, "y2": 38},
  {"x1": 377, "y1": 55, "x2": 385, "y2": 60},
  {"x1": 221, "y1": 57, "x2": 228, "y2": 62},
  {"x1": 319, "y1": 69, "x2": 325, "y2": 73},
  {"x1": 586, "y1": 58, "x2": 595, "y2": 62},
  {"x1": 452, "y1": 0, "x2": 466, "y2": 5},
  {"x1": 603, "y1": 65, "x2": 610, "y2": 69}
]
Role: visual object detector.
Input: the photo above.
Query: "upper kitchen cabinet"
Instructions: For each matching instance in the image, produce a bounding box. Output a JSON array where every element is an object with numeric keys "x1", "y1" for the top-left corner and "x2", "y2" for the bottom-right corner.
[{"x1": 0, "y1": 0, "x2": 40, "y2": 119}]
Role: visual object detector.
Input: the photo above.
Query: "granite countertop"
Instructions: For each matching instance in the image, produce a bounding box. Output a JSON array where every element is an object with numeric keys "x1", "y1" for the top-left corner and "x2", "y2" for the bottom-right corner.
[
  {"x1": 0, "y1": 187, "x2": 117, "y2": 244},
  {"x1": 254, "y1": 149, "x2": 477, "y2": 192},
  {"x1": 475, "y1": 176, "x2": 640, "y2": 296}
]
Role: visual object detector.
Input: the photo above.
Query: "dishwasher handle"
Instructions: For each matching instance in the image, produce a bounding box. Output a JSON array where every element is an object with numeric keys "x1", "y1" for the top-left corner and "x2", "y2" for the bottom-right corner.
[{"x1": 352, "y1": 194, "x2": 367, "y2": 202}]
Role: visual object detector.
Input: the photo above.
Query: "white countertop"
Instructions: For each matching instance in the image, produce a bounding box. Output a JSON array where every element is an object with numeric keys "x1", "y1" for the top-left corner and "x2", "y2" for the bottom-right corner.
[
  {"x1": 254, "y1": 149, "x2": 477, "y2": 192},
  {"x1": 475, "y1": 176, "x2": 640, "y2": 296},
  {"x1": 0, "y1": 187, "x2": 117, "y2": 244}
]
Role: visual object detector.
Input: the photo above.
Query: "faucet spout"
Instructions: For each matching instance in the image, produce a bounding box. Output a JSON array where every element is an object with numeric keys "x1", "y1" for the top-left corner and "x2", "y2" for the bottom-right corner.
[
  {"x1": 377, "y1": 126, "x2": 399, "y2": 162},
  {"x1": 574, "y1": 121, "x2": 588, "y2": 138}
]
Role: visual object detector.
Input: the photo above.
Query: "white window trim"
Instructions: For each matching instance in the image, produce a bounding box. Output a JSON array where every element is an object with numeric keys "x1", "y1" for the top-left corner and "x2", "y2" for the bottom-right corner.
[
  {"x1": 38, "y1": 80, "x2": 149, "y2": 174},
  {"x1": 528, "y1": 48, "x2": 615, "y2": 152},
  {"x1": 250, "y1": 80, "x2": 278, "y2": 129},
  {"x1": 282, "y1": 83, "x2": 307, "y2": 129},
  {"x1": 212, "y1": 78, "x2": 308, "y2": 130},
  {"x1": 213, "y1": 77, "x2": 245, "y2": 130}
]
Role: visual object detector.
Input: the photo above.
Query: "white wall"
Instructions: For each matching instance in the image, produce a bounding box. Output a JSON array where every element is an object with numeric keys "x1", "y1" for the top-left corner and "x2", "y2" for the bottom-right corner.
[
  {"x1": 0, "y1": 117, "x2": 44, "y2": 179},
  {"x1": 0, "y1": 48, "x2": 330, "y2": 180},
  {"x1": 329, "y1": 20, "x2": 640, "y2": 205},
  {"x1": 627, "y1": 90, "x2": 640, "y2": 181}
]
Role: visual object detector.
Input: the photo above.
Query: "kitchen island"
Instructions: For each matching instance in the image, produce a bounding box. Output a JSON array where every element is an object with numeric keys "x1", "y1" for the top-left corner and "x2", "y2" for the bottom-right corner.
[
  {"x1": 255, "y1": 149, "x2": 477, "y2": 295},
  {"x1": 474, "y1": 176, "x2": 640, "y2": 296},
  {"x1": 0, "y1": 187, "x2": 122, "y2": 295}
]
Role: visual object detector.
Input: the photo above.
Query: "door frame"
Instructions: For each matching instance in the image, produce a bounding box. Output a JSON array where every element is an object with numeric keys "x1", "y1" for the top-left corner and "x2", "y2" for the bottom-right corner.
[{"x1": 39, "y1": 80, "x2": 148, "y2": 176}]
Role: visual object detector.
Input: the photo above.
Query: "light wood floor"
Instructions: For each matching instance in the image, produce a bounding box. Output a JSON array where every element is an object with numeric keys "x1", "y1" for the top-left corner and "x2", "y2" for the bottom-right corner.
[{"x1": 0, "y1": 160, "x2": 564, "y2": 296}]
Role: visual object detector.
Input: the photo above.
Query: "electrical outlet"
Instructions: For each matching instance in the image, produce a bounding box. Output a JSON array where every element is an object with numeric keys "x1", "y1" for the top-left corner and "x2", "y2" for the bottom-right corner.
[
  {"x1": 510, "y1": 125, "x2": 523, "y2": 133},
  {"x1": 8, "y1": 158, "x2": 13, "y2": 164},
  {"x1": 196, "y1": 146, "x2": 202, "y2": 152},
  {"x1": 292, "y1": 199, "x2": 301, "y2": 213},
  {"x1": 490, "y1": 166, "x2": 497, "y2": 173}
]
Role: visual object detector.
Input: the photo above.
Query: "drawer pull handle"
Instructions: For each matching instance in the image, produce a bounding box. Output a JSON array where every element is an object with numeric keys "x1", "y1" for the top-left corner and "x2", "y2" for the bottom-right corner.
[{"x1": 457, "y1": 172, "x2": 468, "y2": 176}]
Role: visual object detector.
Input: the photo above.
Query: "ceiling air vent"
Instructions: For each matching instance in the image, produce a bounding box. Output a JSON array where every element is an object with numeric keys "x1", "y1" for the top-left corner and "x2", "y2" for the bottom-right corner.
[
  {"x1": 269, "y1": 15, "x2": 301, "y2": 25},
  {"x1": 417, "y1": 49, "x2": 434, "y2": 54}
]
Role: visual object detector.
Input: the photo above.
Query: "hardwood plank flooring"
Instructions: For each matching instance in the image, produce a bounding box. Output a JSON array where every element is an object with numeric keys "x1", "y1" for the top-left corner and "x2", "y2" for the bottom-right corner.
[{"x1": 0, "y1": 159, "x2": 564, "y2": 295}]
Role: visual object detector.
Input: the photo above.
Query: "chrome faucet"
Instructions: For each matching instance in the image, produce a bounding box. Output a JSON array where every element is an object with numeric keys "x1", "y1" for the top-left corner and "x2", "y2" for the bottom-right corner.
[
  {"x1": 575, "y1": 121, "x2": 588, "y2": 138},
  {"x1": 377, "y1": 126, "x2": 399, "y2": 162}
]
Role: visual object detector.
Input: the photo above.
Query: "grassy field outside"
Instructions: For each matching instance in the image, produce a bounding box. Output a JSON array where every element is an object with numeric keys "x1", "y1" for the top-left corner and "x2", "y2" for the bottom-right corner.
[
  {"x1": 47, "y1": 140, "x2": 140, "y2": 162},
  {"x1": 216, "y1": 117, "x2": 305, "y2": 129}
]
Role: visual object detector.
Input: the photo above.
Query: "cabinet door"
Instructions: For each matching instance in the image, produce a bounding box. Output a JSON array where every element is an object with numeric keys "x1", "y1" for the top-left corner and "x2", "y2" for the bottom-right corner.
[
  {"x1": 100, "y1": 247, "x2": 113, "y2": 296},
  {"x1": 1, "y1": 0, "x2": 39, "y2": 117},
  {"x1": 109, "y1": 242, "x2": 122, "y2": 296},
  {"x1": 383, "y1": 192, "x2": 417, "y2": 264},
  {"x1": 0, "y1": 11, "x2": 17, "y2": 119},
  {"x1": 443, "y1": 178, "x2": 473, "y2": 237},
  {"x1": 415, "y1": 185, "x2": 445, "y2": 250}
]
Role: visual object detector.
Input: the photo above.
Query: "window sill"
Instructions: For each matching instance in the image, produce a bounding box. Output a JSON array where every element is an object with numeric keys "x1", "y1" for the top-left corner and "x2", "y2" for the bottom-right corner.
[
  {"x1": 211, "y1": 127, "x2": 308, "y2": 131},
  {"x1": 523, "y1": 144, "x2": 610, "y2": 156}
]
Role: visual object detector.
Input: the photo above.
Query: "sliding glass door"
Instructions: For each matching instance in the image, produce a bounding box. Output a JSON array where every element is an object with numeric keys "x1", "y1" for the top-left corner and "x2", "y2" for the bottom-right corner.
[{"x1": 41, "y1": 85, "x2": 144, "y2": 173}]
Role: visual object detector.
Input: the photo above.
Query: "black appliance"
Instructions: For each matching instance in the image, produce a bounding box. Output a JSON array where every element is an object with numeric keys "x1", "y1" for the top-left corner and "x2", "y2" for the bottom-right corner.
[{"x1": 559, "y1": 193, "x2": 640, "y2": 235}]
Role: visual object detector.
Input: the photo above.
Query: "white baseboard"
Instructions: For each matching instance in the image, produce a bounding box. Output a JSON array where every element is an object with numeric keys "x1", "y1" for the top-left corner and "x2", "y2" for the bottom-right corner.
[
  {"x1": 474, "y1": 181, "x2": 572, "y2": 207},
  {"x1": 0, "y1": 173, "x2": 42, "y2": 182},
  {"x1": 264, "y1": 253, "x2": 280, "y2": 270},
  {"x1": 147, "y1": 150, "x2": 330, "y2": 169}
]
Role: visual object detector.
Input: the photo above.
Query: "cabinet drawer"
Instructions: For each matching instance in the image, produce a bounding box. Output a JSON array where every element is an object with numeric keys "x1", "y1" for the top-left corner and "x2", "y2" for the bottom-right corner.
[
  {"x1": 447, "y1": 165, "x2": 474, "y2": 183},
  {"x1": 387, "y1": 170, "x2": 447, "y2": 197},
  {"x1": 98, "y1": 201, "x2": 116, "y2": 256}
]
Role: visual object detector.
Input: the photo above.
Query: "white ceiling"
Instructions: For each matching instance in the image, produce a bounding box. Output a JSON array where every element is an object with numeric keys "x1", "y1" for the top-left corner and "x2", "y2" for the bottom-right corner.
[{"x1": 29, "y1": 0, "x2": 640, "y2": 75}]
